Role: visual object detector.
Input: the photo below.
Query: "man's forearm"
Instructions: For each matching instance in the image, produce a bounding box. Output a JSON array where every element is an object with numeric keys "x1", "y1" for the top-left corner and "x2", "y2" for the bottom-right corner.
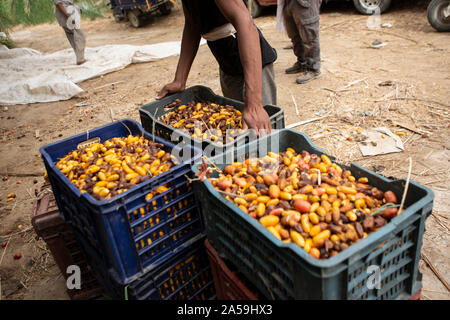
[
  {"x1": 214, "y1": 0, "x2": 263, "y2": 110},
  {"x1": 236, "y1": 23, "x2": 262, "y2": 110}
]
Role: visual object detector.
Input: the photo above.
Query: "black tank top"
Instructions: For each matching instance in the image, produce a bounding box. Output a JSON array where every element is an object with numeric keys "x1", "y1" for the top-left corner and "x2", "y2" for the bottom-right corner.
[{"x1": 182, "y1": 0, "x2": 277, "y2": 76}]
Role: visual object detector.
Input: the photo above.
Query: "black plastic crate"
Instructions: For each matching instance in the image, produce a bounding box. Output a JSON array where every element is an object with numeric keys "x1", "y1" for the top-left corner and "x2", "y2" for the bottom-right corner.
[
  {"x1": 139, "y1": 85, "x2": 285, "y2": 158},
  {"x1": 192, "y1": 129, "x2": 433, "y2": 300}
]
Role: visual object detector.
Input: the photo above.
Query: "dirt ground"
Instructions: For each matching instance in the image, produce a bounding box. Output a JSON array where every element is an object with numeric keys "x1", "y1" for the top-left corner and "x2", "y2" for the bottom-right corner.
[{"x1": 1, "y1": 0, "x2": 449, "y2": 300}]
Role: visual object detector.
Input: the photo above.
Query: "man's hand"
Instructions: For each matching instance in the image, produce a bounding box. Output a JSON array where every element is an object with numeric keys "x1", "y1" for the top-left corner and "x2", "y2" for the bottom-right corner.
[
  {"x1": 156, "y1": 81, "x2": 185, "y2": 100},
  {"x1": 242, "y1": 105, "x2": 271, "y2": 136}
]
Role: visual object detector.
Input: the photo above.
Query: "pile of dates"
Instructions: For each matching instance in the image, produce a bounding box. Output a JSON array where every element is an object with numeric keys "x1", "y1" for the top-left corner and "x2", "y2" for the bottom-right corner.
[
  {"x1": 210, "y1": 149, "x2": 399, "y2": 259},
  {"x1": 161, "y1": 101, "x2": 244, "y2": 145},
  {"x1": 56, "y1": 135, "x2": 177, "y2": 201}
]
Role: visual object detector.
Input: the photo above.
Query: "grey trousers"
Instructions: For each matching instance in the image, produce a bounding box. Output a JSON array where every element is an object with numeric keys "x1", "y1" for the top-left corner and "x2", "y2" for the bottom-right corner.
[
  {"x1": 62, "y1": 27, "x2": 86, "y2": 64},
  {"x1": 219, "y1": 63, "x2": 277, "y2": 106},
  {"x1": 283, "y1": 0, "x2": 321, "y2": 72},
  {"x1": 56, "y1": 7, "x2": 86, "y2": 64}
]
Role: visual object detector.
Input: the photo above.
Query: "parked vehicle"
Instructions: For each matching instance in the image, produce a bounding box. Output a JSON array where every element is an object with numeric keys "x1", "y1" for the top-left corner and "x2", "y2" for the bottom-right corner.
[
  {"x1": 109, "y1": 0, "x2": 173, "y2": 28},
  {"x1": 246, "y1": 0, "x2": 393, "y2": 18},
  {"x1": 427, "y1": 0, "x2": 450, "y2": 31}
]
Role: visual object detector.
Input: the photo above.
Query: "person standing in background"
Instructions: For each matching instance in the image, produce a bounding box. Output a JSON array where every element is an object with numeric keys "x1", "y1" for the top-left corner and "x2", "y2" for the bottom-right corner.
[
  {"x1": 280, "y1": 0, "x2": 322, "y2": 84},
  {"x1": 53, "y1": 0, "x2": 87, "y2": 65}
]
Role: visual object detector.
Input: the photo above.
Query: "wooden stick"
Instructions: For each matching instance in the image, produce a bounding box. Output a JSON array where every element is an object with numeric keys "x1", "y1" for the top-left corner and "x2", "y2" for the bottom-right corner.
[
  {"x1": 216, "y1": 189, "x2": 241, "y2": 198},
  {"x1": 398, "y1": 157, "x2": 412, "y2": 215},
  {"x1": 336, "y1": 78, "x2": 367, "y2": 91},
  {"x1": 422, "y1": 288, "x2": 450, "y2": 294},
  {"x1": 94, "y1": 81, "x2": 124, "y2": 91},
  {"x1": 0, "y1": 227, "x2": 33, "y2": 239},
  {"x1": 321, "y1": 20, "x2": 347, "y2": 30},
  {"x1": 371, "y1": 30, "x2": 419, "y2": 44},
  {"x1": 391, "y1": 121, "x2": 430, "y2": 135},
  {"x1": 423, "y1": 178, "x2": 450, "y2": 186},
  {"x1": 286, "y1": 116, "x2": 329, "y2": 129},
  {"x1": 0, "y1": 172, "x2": 43, "y2": 177},
  {"x1": 376, "y1": 97, "x2": 449, "y2": 108},
  {"x1": 0, "y1": 236, "x2": 11, "y2": 267},
  {"x1": 169, "y1": 0, "x2": 180, "y2": 7},
  {"x1": 291, "y1": 94, "x2": 299, "y2": 116},
  {"x1": 432, "y1": 213, "x2": 450, "y2": 233},
  {"x1": 422, "y1": 252, "x2": 450, "y2": 292},
  {"x1": 201, "y1": 155, "x2": 222, "y2": 174}
]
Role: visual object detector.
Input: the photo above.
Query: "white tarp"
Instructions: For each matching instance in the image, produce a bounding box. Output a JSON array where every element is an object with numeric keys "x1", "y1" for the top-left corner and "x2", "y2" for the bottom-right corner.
[{"x1": 0, "y1": 40, "x2": 206, "y2": 105}]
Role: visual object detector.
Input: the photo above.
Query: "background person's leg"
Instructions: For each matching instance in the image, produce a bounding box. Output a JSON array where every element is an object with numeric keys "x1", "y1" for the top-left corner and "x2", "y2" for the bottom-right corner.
[
  {"x1": 290, "y1": 1, "x2": 321, "y2": 83},
  {"x1": 63, "y1": 27, "x2": 77, "y2": 53},
  {"x1": 73, "y1": 28, "x2": 86, "y2": 64},
  {"x1": 220, "y1": 64, "x2": 276, "y2": 107},
  {"x1": 220, "y1": 68, "x2": 245, "y2": 102},
  {"x1": 283, "y1": 2, "x2": 306, "y2": 73},
  {"x1": 298, "y1": 21, "x2": 320, "y2": 72}
]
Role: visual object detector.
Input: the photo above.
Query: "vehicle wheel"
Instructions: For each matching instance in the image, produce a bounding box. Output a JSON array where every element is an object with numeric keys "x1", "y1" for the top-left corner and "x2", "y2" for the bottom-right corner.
[
  {"x1": 427, "y1": 0, "x2": 450, "y2": 32},
  {"x1": 352, "y1": 0, "x2": 392, "y2": 15},
  {"x1": 245, "y1": 0, "x2": 263, "y2": 18},
  {"x1": 159, "y1": 2, "x2": 172, "y2": 15},
  {"x1": 127, "y1": 10, "x2": 143, "y2": 28}
]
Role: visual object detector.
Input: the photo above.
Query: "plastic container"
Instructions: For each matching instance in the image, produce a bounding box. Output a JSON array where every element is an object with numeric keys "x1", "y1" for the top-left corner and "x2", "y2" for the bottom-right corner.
[
  {"x1": 73, "y1": 230, "x2": 215, "y2": 300},
  {"x1": 205, "y1": 239, "x2": 259, "y2": 300},
  {"x1": 31, "y1": 184, "x2": 103, "y2": 300},
  {"x1": 192, "y1": 129, "x2": 434, "y2": 300},
  {"x1": 139, "y1": 85, "x2": 285, "y2": 158},
  {"x1": 40, "y1": 119, "x2": 204, "y2": 285}
]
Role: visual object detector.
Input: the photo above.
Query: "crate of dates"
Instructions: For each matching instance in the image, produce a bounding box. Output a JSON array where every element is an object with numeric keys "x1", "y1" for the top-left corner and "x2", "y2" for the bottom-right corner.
[
  {"x1": 40, "y1": 119, "x2": 204, "y2": 285},
  {"x1": 192, "y1": 129, "x2": 433, "y2": 300},
  {"x1": 139, "y1": 85, "x2": 285, "y2": 158}
]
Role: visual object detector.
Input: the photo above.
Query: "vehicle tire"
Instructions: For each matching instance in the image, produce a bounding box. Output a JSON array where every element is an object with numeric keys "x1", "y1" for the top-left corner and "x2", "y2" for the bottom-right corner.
[
  {"x1": 427, "y1": 0, "x2": 450, "y2": 32},
  {"x1": 159, "y1": 2, "x2": 172, "y2": 15},
  {"x1": 245, "y1": 0, "x2": 263, "y2": 18},
  {"x1": 352, "y1": 0, "x2": 392, "y2": 15},
  {"x1": 127, "y1": 10, "x2": 143, "y2": 28}
]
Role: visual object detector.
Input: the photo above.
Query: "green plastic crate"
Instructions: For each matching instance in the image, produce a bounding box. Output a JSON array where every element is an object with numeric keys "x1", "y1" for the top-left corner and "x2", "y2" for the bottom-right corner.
[{"x1": 192, "y1": 129, "x2": 434, "y2": 300}]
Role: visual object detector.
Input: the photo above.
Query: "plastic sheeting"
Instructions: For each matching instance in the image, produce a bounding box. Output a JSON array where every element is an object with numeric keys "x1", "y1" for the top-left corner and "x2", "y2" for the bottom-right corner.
[{"x1": 0, "y1": 40, "x2": 206, "y2": 105}]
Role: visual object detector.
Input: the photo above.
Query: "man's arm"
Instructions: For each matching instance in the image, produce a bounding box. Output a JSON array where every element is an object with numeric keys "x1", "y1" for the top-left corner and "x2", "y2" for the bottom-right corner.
[
  {"x1": 156, "y1": 1, "x2": 202, "y2": 99},
  {"x1": 214, "y1": 0, "x2": 271, "y2": 133}
]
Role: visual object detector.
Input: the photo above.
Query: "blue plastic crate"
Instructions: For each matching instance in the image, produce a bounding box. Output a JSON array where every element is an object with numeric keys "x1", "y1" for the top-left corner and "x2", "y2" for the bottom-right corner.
[
  {"x1": 192, "y1": 129, "x2": 434, "y2": 300},
  {"x1": 73, "y1": 229, "x2": 216, "y2": 300},
  {"x1": 40, "y1": 119, "x2": 204, "y2": 285}
]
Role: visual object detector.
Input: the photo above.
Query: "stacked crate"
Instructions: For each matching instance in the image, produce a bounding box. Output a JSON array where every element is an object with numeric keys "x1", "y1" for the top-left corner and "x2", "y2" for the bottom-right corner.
[
  {"x1": 40, "y1": 85, "x2": 429, "y2": 300},
  {"x1": 39, "y1": 119, "x2": 214, "y2": 300},
  {"x1": 31, "y1": 185, "x2": 103, "y2": 300}
]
